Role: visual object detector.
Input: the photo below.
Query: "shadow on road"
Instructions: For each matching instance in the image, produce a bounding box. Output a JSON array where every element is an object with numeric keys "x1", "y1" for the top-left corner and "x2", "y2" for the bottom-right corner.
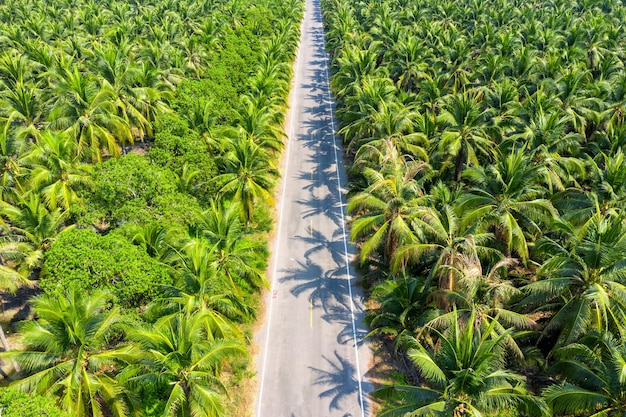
[
  {"x1": 279, "y1": 257, "x2": 348, "y2": 310},
  {"x1": 309, "y1": 351, "x2": 373, "y2": 416}
]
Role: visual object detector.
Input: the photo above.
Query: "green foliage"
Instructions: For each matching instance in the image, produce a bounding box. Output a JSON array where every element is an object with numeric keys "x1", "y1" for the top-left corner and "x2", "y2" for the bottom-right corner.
[
  {"x1": 0, "y1": 0, "x2": 302, "y2": 414},
  {"x1": 150, "y1": 113, "x2": 219, "y2": 198},
  {"x1": 80, "y1": 153, "x2": 201, "y2": 227},
  {"x1": 42, "y1": 228, "x2": 172, "y2": 309},
  {"x1": 323, "y1": 0, "x2": 626, "y2": 411},
  {"x1": 0, "y1": 388, "x2": 68, "y2": 417},
  {"x1": 2, "y1": 289, "x2": 134, "y2": 416}
]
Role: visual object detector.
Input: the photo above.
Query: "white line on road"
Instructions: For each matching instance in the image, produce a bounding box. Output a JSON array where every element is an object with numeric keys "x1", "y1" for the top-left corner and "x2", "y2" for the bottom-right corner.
[
  {"x1": 319, "y1": 18, "x2": 367, "y2": 417},
  {"x1": 256, "y1": 19, "x2": 303, "y2": 417}
]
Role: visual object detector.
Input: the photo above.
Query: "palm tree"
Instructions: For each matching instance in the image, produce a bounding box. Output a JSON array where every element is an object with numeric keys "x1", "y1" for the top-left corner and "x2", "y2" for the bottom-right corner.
[
  {"x1": 544, "y1": 333, "x2": 626, "y2": 416},
  {"x1": 235, "y1": 95, "x2": 285, "y2": 154},
  {"x1": 425, "y1": 254, "x2": 537, "y2": 359},
  {"x1": 522, "y1": 211, "x2": 626, "y2": 347},
  {"x1": 0, "y1": 121, "x2": 26, "y2": 201},
  {"x1": 153, "y1": 237, "x2": 251, "y2": 340},
  {"x1": 91, "y1": 42, "x2": 150, "y2": 138},
  {"x1": 1, "y1": 289, "x2": 135, "y2": 416},
  {"x1": 122, "y1": 310, "x2": 247, "y2": 417},
  {"x1": 351, "y1": 100, "x2": 430, "y2": 166},
  {"x1": 435, "y1": 89, "x2": 495, "y2": 182},
  {"x1": 458, "y1": 148, "x2": 557, "y2": 263},
  {"x1": 21, "y1": 129, "x2": 92, "y2": 210},
  {"x1": 191, "y1": 201, "x2": 268, "y2": 290},
  {"x1": 376, "y1": 310, "x2": 547, "y2": 417},
  {"x1": 330, "y1": 43, "x2": 387, "y2": 101},
  {"x1": 337, "y1": 76, "x2": 397, "y2": 149},
  {"x1": 129, "y1": 221, "x2": 179, "y2": 263},
  {"x1": 349, "y1": 155, "x2": 429, "y2": 264},
  {"x1": 366, "y1": 272, "x2": 429, "y2": 341},
  {"x1": 392, "y1": 182, "x2": 501, "y2": 298},
  {"x1": 0, "y1": 192, "x2": 69, "y2": 276},
  {"x1": 49, "y1": 66, "x2": 131, "y2": 162},
  {"x1": 0, "y1": 80, "x2": 48, "y2": 139},
  {"x1": 213, "y1": 137, "x2": 278, "y2": 226}
]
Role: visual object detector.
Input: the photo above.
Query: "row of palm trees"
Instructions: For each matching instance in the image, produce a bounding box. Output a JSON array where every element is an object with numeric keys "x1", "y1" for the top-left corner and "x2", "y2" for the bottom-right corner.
[
  {"x1": 0, "y1": 0, "x2": 289, "y2": 163},
  {"x1": 321, "y1": 0, "x2": 626, "y2": 415},
  {"x1": 0, "y1": 0, "x2": 304, "y2": 415}
]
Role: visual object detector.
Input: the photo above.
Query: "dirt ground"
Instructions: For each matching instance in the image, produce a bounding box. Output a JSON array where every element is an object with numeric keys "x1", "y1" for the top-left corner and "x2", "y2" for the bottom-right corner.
[{"x1": 0, "y1": 285, "x2": 41, "y2": 380}]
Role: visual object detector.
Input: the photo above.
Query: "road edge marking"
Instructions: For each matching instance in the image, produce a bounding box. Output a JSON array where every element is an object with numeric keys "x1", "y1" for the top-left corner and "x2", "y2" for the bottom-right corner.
[{"x1": 318, "y1": 5, "x2": 367, "y2": 416}]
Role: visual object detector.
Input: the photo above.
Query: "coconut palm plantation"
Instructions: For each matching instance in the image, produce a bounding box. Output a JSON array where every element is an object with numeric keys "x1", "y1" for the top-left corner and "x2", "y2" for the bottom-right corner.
[
  {"x1": 321, "y1": 0, "x2": 626, "y2": 415},
  {"x1": 3, "y1": 0, "x2": 626, "y2": 414},
  {"x1": 0, "y1": 0, "x2": 302, "y2": 415}
]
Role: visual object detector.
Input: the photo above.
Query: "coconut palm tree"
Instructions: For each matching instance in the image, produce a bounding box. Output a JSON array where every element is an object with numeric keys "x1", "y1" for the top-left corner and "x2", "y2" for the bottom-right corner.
[
  {"x1": 0, "y1": 121, "x2": 26, "y2": 201},
  {"x1": 349, "y1": 154, "x2": 429, "y2": 264},
  {"x1": 544, "y1": 332, "x2": 626, "y2": 417},
  {"x1": 122, "y1": 310, "x2": 247, "y2": 417},
  {"x1": 435, "y1": 89, "x2": 495, "y2": 182},
  {"x1": 213, "y1": 137, "x2": 278, "y2": 226},
  {"x1": 425, "y1": 254, "x2": 537, "y2": 359},
  {"x1": 522, "y1": 211, "x2": 626, "y2": 347},
  {"x1": 1, "y1": 289, "x2": 135, "y2": 417},
  {"x1": 21, "y1": 129, "x2": 92, "y2": 210},
  {"x1": 376, "y1": 310, "x2": 547, "y2": 417},
  {"x1": 190, "y1": 201, "x2": 268, "y2": 290},
  {"x1": 49, "y1": 66, "x2": 131, "y2": 162},
  {"x1": 392, "y1": 182, "x2": 501, "y2": 296},
  {"x1": 366, "y1": 272, "x2": 429, "y2": 341},
  {"x1": 458, "y1": 148, "x2": 557, "y2": 263},
  {"x1": 0, "y1": 192, "x2": 69, "y2": 276}
]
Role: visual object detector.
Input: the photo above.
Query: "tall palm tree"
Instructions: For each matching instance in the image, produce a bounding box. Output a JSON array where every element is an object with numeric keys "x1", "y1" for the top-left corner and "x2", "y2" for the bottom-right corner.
[
  {"x1": 425, "y1": 254, "x2": 537, "y2": 359},
  {"x1": 436, "y1": 89, "x2": 495, "y2": 182},
  {"x1": 49, "y1": 66, "x2": 131, "y2": 162},
  {"x1": 458, "y1": 148, "x2": 557, "y2": 263},
  {"x1": 191, "y1": 201, "x2": 268, "y2": 290},
  {"x1": 392, "y1": 182, "x2": 501, "y2": 296},
  {"x1": 0, "y1": 121, "x2": 26, "y2": 201},
  {"x1": 1, "y1": 289, "x2": 135, "y2": 417},
  {"x1": 0, "y1": 80, "x2": 48, "y2": 139},
  {"x1": 349, "y1": 155, "x2": 429, "y2": 264},
  {"x1": 235, "y1": 95, "x2": 285, "y2": 154},
  {"x1": 122, "y1": 311, "x2": 247, "y2": 417},
  {"x1": 351, "y1": 100, "x2": 430, "y2": 166},
  {"x1": 0, "y1": 192, "x2": 69, "y2": 276},
  {"x1": 366, "y1": 272, "x2": 429, "y2": 341},
  {"x1": 92, "y1": 42, "x2": 150, "y2": 139}
]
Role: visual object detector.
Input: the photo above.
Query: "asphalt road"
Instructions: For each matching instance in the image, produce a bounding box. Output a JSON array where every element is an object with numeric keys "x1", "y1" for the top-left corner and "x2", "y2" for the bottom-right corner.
[{"x1": 254, "y1": 0, "x2": 373, "y2": 416}]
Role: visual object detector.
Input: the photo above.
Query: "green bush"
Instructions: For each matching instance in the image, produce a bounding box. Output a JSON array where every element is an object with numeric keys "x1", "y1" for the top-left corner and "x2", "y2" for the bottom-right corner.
[
  {"x1": 0, "y1": 389, "x2": 67, "y2": 417},
  {"x1": 79, "y1": 153, "x2": 202, "y2": 227},
  {"x1": 150, "y1": 113, "x2": 220, "y2": 199},
  {"x1": 42, "y1": 228, "x2": 172, "y2": 309}
]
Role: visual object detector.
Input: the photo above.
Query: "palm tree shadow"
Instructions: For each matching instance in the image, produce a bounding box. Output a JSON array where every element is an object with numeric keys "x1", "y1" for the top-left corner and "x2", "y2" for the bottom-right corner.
[
  {"x1": 296, "y1": 194, "x2": 343, "y2": 229},
  {"x1": 320, "y1": 299, "x2": 369, "y2": 346},
  {"x1": 296, "y1": 229, "x2": 346, "y2": 267},
  {"x1": 297, "y1": 169, "x2": 327, "y2": 192},
  {"x1": 309, "y1": 351, "x2": 371, "y2": 415},
  {"x1": 279, "y1": 258, "x2": 348, "y2": 311}
]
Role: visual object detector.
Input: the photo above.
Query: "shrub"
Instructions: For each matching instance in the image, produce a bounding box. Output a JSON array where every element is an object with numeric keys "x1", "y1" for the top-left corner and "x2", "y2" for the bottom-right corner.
[
  {"x1": 79, "y1": 153, "x2": 201, "y2": 228},
  {"x1": 42, "y1": 228, "x2": 172, "y2": 309},
  {"x1": 0, "y1": 389, "x2": 67, "y2": 417}
]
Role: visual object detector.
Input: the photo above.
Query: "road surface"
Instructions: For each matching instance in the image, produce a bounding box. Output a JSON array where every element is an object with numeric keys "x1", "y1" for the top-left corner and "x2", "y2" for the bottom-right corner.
[{"x1": 254, "y1": 0, "x2": 372, "y2": 415}]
